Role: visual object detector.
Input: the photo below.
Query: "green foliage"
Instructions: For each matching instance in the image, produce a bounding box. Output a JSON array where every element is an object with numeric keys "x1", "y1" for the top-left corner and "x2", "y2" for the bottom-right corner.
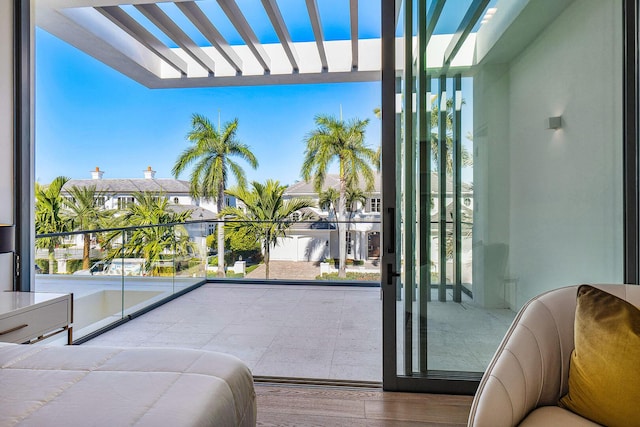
[
  {"x1": 35, "y1": 259, "x2": 55, "y2": 274},
  {"x1": 316, "y1": 272, "x2": 380, "y2": 281},
  {"x1": 221, "y1": 180, "x2": 314, "y2": 279},
  {"x1": 172, "y1": 114, "x2": 258, "y2": 277},
  {"x1": 172, "y1": 115, "x2": 258, "y2": 200},
  {"x1": 301, "y1": 114, "x2": 378, "y2": 277},
  {"x1": 63, "y1": 184, "x2": 112, "y2": 270},
  {"x1": 206, "y1": 233, "x2": 216, "y2": 251},
  {"x1": 35, "y1": 176, "x2": 71, "y2": 274},
  {"x1": 104, "y1": 191, "x2": 195, "y2": 271},
  {"x1": 324, "y1": 258, "x2": 365, "y2": 267},
  {"x1": 429, "y1": 97, "x2": 473, "y2": 173},
  {"x1": 301, "y1": 115, "x2": 379, "y2": 194}
]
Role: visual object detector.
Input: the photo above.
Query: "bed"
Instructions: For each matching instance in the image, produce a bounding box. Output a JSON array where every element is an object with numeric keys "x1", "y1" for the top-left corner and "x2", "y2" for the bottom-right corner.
[{"x1": 0, "y1": 343, "x2": 256, "y2": 426}]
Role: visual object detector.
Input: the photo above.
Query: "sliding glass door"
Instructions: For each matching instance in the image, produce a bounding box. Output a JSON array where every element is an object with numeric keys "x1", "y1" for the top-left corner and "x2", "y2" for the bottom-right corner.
[{"x1": 382, "y1": 0, "x2": 626, "y2": 392}]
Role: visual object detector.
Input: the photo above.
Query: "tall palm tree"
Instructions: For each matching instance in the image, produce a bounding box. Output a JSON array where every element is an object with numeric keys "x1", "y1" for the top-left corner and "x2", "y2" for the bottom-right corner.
[
  {"x1": 106, "y1": 192, "x2": 194, "y2": 274},
  {"x1": 63, "y1": 185, "x2": 110, "y2": 269},
  {"x1": 221, "y1": 180, "x2": 314, "y2": 279},
  {"x1": 173, "y1": 114, "x2": 258, "y2": 277},
  {"x1": 430, "y1": 97, "x2": 473, "y2": 174},
  {"x1": 301, "y1": 114, "x2": 378, "y2": 277},
  {"x1": 375, "y1": 100, "x2": 473, "y2": 173},
  {"x1": 35, "y1": 176, "x2": 71, "y2": 273}
]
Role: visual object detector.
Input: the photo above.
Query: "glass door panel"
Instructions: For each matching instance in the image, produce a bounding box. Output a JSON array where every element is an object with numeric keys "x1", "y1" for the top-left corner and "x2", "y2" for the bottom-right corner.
[{"x1": 383, "y1": 0, "x2": 624, "y2": 391}]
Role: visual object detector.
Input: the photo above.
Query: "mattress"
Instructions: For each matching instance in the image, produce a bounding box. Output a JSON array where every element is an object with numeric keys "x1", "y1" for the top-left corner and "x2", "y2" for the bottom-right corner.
[{"x1": 0, "y1": 343, "x2": 256, "y2": 426}]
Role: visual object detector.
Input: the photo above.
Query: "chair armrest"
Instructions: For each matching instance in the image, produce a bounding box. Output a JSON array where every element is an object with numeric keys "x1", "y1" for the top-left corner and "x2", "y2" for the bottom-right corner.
[{"x1": 468, "y1": 286, "x2": 579, "y2": 427}]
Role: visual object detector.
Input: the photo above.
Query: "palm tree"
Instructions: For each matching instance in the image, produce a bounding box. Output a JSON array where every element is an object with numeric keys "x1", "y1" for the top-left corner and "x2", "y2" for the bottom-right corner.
[
  {"x1": 430, "y1": 97, "x2": 473, "y2": 174},
  {"x1": 172, "y1": 114, "x2": 258, "y2": 277},
  {"x1": 301, "y1": 114, "x2": 378, "y2": 277},
  {"x1": 106, "y1": 192, "x2": 194, "y2": 274},
  {"x1": 375, "y1": 101, "x2": 473, "y2": 173},
  {"x1": 318, "y1": 187, "x2": 339, "y2": 220},
  {"x1": 345, "y1": 185, "x2": 368, "y2": 260},
  {"x1": 221, "y1": 180, "x2": 314, "y2": 279},
  {"x1": 35, "y1": 176, "x2": 71, "y2": 273},
  {"x1": 62, "y1": 185, "x2": 110, "y2": 269}
]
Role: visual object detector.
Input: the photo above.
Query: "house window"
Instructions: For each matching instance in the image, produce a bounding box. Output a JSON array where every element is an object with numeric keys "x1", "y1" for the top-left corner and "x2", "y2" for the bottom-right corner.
[
  {"x1": 117, "y1": 197, "x2": 135, "y2": 210},
  {"x1": 369, "y1": 198, "x2": 381, "y2": 212},
  {"x1": 346, "y1": 231, "x2": 353, "y2": 255},
  {"x1": 292, "y1": 212, "x2": 300, "y2": 221},
  {"x1": 94, "y1": 196, "x2": 105, "y2": 207},
  {"x1": 174, "y1": 197, "x2": 179, "y2": 204}
]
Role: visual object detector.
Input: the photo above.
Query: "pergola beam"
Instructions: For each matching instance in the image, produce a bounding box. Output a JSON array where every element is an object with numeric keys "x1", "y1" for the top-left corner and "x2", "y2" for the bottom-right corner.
[
  {"x1": 261, "y1": 0, "x2": 299, "y2": 72},
  {"x1": 426, "y1": 0, "x2": 446, "y2": 45},
  {"x1": 135, "y1": 3, "x2": 216, "y2": 74},
  {"x1": 350, "y1": 0, "x2": 358, "y2": 69},
  {"x1": 176, "y1": 1, "x2": 243, "y2": 74},
  {"x1": 97, "y1": 5, "x2": 188, "y2": 76},
  {"x1": 305, "y1": 0, "x2": 328, "y2": 71},
  {"x1": 395, "y1": 0, "x2": 402, "y2": 29},
  {"x1": 217, "y1": 0, "x2": 271, "y2": 73},
  {"x1": 442, "y1": 0, "x2": 489, "y2": 70}
]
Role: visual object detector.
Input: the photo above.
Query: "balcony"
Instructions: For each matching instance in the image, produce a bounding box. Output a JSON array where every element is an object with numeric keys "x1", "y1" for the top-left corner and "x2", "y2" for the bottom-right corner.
[{"x1": 35, "y1": 220, "x2": 514, "y2": 382}]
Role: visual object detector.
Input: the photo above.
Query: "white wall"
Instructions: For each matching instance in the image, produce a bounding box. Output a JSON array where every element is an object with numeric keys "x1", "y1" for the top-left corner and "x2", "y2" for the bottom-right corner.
[
  {"x1": 270, "y1": 232, "x2": 330, "y2": 262},
  {"x1": 0, "y1": 2, "x2": 14, "y2": 291},
  {"x1": 474, "y1": 0, "x2": 623, "y2": 309}
]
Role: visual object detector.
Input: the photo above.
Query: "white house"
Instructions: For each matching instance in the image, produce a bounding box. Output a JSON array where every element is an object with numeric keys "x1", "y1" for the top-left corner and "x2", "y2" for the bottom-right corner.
[
  {"x1": 54, "y1": 166, "x2": 233, "y2": 258},
  {"x1": 273, "y1": 172, "x2": 473, "y2": 267}
]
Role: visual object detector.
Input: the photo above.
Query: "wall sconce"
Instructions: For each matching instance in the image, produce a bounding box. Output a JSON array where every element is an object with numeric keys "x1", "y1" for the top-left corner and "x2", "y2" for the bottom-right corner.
[
  {"x1": 0, "y1": 224, "x2": 14, "y2": 254},
  {"x1": 547, "y1": 116, "x2": 562, "y2": 130}
]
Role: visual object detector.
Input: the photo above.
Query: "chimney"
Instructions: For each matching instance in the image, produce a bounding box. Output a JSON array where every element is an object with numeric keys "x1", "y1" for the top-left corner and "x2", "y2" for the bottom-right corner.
[
  {"x1": 91, "y1": 166, "x2": 104, "y2": 180},
  {"x1": 144, "y1": 166, "x2": 156, "y2": 179}
]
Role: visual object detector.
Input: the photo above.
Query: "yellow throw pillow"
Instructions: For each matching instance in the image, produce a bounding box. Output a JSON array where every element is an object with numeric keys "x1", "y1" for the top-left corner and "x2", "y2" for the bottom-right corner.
[{"x1": 558, "y1": 285, "x2": 640, "y2": 427}]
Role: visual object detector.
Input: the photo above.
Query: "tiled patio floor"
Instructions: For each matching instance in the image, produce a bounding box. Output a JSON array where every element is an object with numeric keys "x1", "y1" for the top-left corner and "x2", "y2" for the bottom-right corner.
[
  {"x1": 83, "y1": 283, "x2": 383, "y2": 381},
  {"x1": 81, "y1": 282, "x2": 515, "y2": 381}
]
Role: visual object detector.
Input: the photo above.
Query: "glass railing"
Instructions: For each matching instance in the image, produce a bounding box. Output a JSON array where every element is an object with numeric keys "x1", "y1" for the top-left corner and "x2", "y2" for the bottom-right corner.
[
  {"x1": 35, "y1": 221, "x2": 207, "y2": 340},
  {"x1": 35, "y1": 215, "x2": 478, "y2": 342}
]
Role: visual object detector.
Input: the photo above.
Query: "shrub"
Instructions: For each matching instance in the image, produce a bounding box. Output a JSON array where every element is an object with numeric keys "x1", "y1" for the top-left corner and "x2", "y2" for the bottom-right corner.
[{"x1": 316, "y1": 272, "x2": 380, "y2": 282}]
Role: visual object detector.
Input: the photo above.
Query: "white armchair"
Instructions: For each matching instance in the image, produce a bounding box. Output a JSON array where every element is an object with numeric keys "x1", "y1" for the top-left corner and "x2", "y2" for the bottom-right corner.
[{"x1": 467, "y1": 284, "x2": 640, "y2": 426}]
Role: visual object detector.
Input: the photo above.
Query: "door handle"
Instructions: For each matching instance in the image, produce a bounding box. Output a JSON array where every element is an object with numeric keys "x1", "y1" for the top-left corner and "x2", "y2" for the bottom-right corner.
[
  {"x1": 387, "y1": 207, "x2": 395, "y2": 253},
  {"x1": 387, "y1": 264, "x2": 400, "y2": 285}
]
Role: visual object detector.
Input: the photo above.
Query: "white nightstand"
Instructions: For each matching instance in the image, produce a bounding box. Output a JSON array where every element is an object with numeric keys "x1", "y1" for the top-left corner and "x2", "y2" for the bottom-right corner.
[{"x1": 0, "y1": 292, "x2": 73, "y2": 345}]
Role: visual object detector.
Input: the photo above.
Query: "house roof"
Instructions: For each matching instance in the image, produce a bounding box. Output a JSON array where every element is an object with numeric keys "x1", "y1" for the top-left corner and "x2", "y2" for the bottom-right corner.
[
  {"x1": 431, "y1": 203, "x2": 474, "y2": 223},
  {"x1": 62, "y1": 178, "x2": 192, "y2": 195},
  {"x1": 284, "y1": 173, "x2": 472, "y2": 197},
  {"x1": 167, "y1": 204, "x2": 217, "y2": 221}
]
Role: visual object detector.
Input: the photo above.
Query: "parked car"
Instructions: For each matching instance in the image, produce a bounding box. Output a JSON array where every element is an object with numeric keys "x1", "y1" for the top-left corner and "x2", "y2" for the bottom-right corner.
[{"x1": 73, "y1": 258, "x2": 147, "y2": 276}]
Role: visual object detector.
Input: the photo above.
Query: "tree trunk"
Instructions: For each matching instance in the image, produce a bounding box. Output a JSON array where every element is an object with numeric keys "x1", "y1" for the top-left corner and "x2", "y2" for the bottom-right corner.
[
  {"x1": 48, "y1": 248, "x2": 55, "y2": 274},
  {"x1": 83, "y1": 233, "x2": 91, "y2": 270},
  {"x1": 265, "y1": 245, "x2": 270, "y2": 280},
  {"x1": 338, "y1": 179, "x2": 347, "y2": 278},
  {"x1": 217, "y1": 185, "x2": 226, "y2": 277}
]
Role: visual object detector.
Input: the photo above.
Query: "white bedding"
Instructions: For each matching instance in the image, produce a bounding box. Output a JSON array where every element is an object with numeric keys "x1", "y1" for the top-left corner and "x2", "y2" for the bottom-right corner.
[{"x1": 0, "y1": 343, "x2": 256, "y2": 426}]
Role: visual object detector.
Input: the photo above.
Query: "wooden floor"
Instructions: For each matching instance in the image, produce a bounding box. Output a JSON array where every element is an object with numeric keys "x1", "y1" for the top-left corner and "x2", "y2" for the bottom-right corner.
[{"x1": 255, "y1": 384, "x2": 473, "y2": 426}]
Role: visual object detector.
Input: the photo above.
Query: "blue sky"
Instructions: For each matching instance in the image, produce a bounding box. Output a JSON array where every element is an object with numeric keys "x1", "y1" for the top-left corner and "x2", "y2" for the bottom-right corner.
[
  {"x1": 34, "y1": 0, "x2": 480, "y2": 186},
  {"x1": 35, "y1": 28, "x2": 381, "y2": 187}
]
